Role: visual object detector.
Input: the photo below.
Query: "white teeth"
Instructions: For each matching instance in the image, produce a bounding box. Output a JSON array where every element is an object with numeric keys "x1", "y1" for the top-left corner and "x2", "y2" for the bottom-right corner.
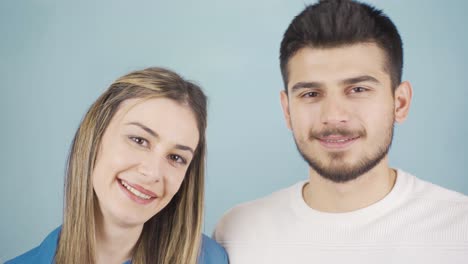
[
  {"x1": 120, "y1": 180, "x2": 152, "y2": 200},
  {"x1": 326, "y1": 138, "x2": 350, "y2": 143}
]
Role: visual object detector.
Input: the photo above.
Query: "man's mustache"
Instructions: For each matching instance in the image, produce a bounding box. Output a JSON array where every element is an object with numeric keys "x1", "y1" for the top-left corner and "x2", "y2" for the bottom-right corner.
[{"x1": 309, "y1": 127, "x2": 366, "y2": 139}]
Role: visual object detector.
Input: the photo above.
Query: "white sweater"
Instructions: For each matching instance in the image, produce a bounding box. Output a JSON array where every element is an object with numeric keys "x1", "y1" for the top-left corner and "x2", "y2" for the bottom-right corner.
[{"x1": 214, "y1": 170, "x2": 468, "y2": 264}]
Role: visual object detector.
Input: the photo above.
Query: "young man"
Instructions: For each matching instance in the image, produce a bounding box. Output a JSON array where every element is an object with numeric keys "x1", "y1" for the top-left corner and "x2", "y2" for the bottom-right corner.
[{"x1": 214, "y1": 0, "x2": 468, "y2": 263}]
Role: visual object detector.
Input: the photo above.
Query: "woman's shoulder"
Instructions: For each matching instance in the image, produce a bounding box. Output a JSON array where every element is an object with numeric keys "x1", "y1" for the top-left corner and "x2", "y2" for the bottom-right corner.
[
  {"x1": 199, "y1": 234, "x2": 228, "y2": 264},
  {"x1": 5, "y1": 228, "x2": 225, "y2": 264},
  {"x1": 5, "y1": 227, "x2": 61, "y2": 264}
]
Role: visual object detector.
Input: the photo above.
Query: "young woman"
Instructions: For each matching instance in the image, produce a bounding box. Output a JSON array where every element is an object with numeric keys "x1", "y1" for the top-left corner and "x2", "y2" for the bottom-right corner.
[{"x1": 7, "y1": 67, "x2": 228, "y2": 264}]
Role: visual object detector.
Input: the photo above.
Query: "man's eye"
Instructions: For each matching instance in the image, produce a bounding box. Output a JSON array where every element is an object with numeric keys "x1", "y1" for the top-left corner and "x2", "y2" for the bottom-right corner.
[
  {"x1": 169, "y1": 154, "x2": 187, "y2": 165},
  {"x1": 351, "y1": 87, "x2": 367, "y2": 93},
  {"x1": 303, "y1": 91, "x2": 319, "y2": 97}
]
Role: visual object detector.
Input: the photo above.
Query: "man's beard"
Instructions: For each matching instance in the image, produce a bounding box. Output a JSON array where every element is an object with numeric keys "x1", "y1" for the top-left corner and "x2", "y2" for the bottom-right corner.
[{"x1": 293, "y1": 123, "x2": 394, "y2": 183}]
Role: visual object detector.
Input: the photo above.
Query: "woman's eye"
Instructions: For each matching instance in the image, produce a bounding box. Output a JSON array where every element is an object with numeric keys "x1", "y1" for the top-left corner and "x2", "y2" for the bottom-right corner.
[
  {"x1": 169, "y1": 154, "x2": 187, "y2": 165},
  {"x1": 129, "y1": 136, "x2": 148, "y2": 147}
]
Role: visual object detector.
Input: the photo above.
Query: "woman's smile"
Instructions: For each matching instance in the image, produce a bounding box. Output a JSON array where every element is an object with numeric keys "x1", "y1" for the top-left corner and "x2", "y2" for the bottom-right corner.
[{"x1": 118, "y1": 178, "x2": 157, "y2": 205}]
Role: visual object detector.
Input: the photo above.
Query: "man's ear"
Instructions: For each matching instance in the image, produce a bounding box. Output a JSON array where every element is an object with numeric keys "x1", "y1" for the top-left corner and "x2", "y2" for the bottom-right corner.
[
  {"x1": 394, "y1": 81, "x2": 413, "y2": 123},
  {"x1": 280, "y1": 90, "x2": 292, "y2": 130}
]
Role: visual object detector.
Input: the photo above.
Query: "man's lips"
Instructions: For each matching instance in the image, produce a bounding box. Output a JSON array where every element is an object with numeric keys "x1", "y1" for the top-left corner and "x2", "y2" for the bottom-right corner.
[
  {"x1": 317, "y1": 135, "x2": 361, "y2": 149},
  {"x1": 318, "y1": 135, "x2": 360, "y2": 142}
]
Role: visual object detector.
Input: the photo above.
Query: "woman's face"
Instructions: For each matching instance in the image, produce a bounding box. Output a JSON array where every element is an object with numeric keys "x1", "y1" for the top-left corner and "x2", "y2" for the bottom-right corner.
[{"x1": 92, "y1": 97, "x2": 199, "y2": 227}]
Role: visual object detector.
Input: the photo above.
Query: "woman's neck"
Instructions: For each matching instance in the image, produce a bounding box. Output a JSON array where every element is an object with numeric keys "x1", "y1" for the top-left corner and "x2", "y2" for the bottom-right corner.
[{"x1": 94, "y1": 213, "x2": 143, "y2": 264}]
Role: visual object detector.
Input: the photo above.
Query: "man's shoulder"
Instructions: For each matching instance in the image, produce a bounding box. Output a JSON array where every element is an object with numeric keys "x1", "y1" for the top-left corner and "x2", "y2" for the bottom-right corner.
[
  {"x1": 219, "y1": 181, "x2": 302, "y2": 222},
  {"x1": 400, "y1": 171, "x2": 468, "y2": 235},
  {"x1": 5, "y1": 227, "x2": 60, "y2": 264},
  {"x1": 213, "y1": 181, "x2": 304, "y2": 241},
  {"x1": 407, "y1": 171, "x2": 468, "y2": 203}
]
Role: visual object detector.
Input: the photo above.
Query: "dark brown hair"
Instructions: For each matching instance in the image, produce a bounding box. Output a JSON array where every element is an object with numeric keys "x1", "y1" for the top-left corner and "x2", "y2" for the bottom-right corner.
[{"x1": 280, "y1": 0, "x2": 403, "y2": 91}]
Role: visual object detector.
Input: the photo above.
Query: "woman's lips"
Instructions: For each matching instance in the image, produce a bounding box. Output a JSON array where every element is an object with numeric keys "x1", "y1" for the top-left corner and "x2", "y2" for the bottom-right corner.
[
  {"x1": 120, "y1": 179, "x2": 157, "y2": 197},
  {"x1": 118, "y1": 179, "x2": 158, "y2": 205}
]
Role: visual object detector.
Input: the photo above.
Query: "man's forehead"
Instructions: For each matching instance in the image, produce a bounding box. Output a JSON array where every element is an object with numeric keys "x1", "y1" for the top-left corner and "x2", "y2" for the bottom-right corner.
[
  {"x1": 287, "y1": 44, "x2": 390, "y2": 86},
  {"x1": 290, "y1": 43, "x2": 387, "y2": 65}
]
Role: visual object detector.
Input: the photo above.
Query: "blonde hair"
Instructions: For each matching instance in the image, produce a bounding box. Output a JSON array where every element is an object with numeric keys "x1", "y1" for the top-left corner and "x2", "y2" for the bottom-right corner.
[{"x1": 55, "y1": 67, "x2": 207, "y2": 264}]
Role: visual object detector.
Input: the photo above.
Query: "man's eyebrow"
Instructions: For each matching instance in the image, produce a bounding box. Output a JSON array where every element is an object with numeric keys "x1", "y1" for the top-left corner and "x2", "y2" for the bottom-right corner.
[
  {"x1": 341, "y1": 75, "x2": 381, "y2": 86},
  {"x1": 126, "y1": 122, "x2": 195, "y2": 154},
  {"x1": 290, "y1": 81, "x2": 323, "y2": 92},
  {"x1": 126, "y1": 122, "x2": 158, "y2": 138},
  {"x1": 289, "y1": 76, "x2": 381, "y2": 92}
]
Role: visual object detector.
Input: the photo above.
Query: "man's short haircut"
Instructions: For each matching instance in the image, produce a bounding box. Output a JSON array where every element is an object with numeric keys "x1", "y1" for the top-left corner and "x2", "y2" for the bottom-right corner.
[{"x1": 280, "y1": 0, "x2": 403, "y2": 91}]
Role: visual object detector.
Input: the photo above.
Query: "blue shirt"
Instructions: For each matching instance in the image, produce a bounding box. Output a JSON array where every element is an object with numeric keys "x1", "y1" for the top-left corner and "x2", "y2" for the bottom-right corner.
[{"x1": 6, "y1": 227, "x2": 228, "y2": 264}]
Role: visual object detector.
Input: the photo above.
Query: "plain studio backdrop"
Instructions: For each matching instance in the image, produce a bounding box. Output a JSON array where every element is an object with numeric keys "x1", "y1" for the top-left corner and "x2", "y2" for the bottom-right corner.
[{"x1": 1, "y1": 0, "x2": 467, "y2": 261}]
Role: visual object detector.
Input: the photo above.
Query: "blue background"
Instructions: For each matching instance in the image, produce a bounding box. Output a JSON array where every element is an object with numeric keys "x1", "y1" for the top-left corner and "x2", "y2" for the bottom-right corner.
[{"x1": 1, "y1": 0, "x2": 467, "y2": 261}]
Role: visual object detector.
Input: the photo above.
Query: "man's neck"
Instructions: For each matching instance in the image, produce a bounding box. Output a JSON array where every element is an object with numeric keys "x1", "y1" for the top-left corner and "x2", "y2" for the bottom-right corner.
[
  {"x1": 94, "y1": 213, "x2": 143, "y2": 264},
  {"x1": 303, "y1": 161, "x2": 397, "y2": 213}
]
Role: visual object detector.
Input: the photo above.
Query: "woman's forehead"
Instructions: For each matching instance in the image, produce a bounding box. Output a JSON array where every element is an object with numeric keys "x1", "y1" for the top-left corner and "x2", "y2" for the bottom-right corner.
[{"x1": 111, "y1": 97, "x2": 200, "y2": 149}]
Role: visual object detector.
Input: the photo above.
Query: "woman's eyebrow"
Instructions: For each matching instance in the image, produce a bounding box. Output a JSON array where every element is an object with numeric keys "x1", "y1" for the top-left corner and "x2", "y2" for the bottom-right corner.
[
  {"x1": 126, "y1": 122, "x2": 158, "y2": 138},
  {"x1": 126, "y1": 122, "x2": 194, "y2": 154}
]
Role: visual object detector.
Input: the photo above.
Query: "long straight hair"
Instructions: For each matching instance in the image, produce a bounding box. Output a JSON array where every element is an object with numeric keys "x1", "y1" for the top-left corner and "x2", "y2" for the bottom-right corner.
[{"x1": 55, "y1": 67, "x2": 207, "y2": 264}]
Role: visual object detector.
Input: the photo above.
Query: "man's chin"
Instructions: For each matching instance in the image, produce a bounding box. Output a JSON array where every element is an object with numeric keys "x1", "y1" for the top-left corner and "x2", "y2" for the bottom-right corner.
[
  {"x1": 311, "y1": 165, "x2": 365, "y2": 183},
  {"x1": 298, "y1": 140, "x2": 392, "y2": 183},
  {"x1": 306, "y1": 153, "x2": 389, "y2": 183}
]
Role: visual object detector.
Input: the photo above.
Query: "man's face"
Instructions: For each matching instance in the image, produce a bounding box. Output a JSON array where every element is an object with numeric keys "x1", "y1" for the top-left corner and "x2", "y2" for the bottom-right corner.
[{"x1": 281, "y1": 43, "x2": 404, "y2": 182}]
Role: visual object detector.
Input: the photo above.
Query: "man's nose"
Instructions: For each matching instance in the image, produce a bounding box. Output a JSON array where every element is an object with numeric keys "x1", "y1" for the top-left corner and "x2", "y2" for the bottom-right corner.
[{"x1": 320, "y1": 96, "x2": 350, "y2": 126}]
